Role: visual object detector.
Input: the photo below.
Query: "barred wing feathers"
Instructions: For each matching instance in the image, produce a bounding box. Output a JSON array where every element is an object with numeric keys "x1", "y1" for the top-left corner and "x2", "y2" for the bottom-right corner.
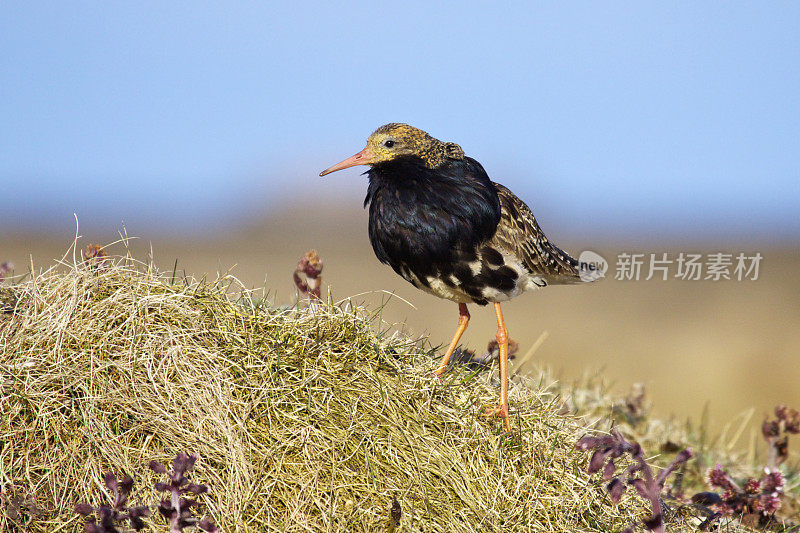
[{"x1": 490, "y1": 183, "x2": 600, "y2": 285}]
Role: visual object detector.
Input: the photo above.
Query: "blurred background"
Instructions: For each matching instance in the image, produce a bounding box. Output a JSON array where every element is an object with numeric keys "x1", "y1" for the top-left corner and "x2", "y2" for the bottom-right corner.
[{"x1": 2, "y1": 3, "x2": 798, "y2": 442}]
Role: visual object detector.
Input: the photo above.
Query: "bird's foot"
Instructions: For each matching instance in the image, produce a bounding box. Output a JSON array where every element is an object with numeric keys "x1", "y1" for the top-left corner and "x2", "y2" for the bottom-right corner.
[
  {"x1": 481, "y1": 403, "x2": 512, "y2": 432},
  {"x1": 432, "y1": 365, "x2": 448, "y2": 379}
]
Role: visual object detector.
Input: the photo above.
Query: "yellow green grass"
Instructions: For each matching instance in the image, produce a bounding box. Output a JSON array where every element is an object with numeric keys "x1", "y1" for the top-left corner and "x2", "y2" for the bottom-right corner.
[{"x1": 0, "y1": 244, "x2": 775, "y2": 531}]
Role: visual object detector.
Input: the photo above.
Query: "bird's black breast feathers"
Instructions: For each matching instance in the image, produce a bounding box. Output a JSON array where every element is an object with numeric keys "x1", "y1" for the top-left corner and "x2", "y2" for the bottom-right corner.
[{"x1": 364, "y1": 155, "x2": 502, "y2": 299}]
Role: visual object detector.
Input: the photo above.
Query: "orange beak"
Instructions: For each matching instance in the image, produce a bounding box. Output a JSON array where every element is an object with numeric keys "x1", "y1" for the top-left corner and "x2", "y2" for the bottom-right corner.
[{"x1": 319, "y1": 145, "x2": 377, "y2": 176}]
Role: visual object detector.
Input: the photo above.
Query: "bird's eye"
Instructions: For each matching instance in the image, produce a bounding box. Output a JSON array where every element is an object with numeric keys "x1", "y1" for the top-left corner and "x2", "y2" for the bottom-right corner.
[{"x1": 384, "y1": 140, "x2": 395, "y2": 148}]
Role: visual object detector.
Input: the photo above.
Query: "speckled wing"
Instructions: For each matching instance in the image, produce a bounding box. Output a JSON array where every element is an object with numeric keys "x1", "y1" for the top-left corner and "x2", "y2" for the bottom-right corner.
[{"x1": 489, "y1": 182, "x2": 585, "y2": 284}]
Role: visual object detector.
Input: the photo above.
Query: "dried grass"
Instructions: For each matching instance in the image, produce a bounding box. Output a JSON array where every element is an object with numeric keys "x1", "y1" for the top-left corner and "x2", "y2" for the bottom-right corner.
[{"x1": 0, "y1": 241, "x2": 720, "y2": 531}]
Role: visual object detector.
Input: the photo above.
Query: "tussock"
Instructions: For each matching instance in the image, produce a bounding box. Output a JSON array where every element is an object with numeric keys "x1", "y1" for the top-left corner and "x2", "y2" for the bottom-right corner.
[{"x1": 1, "y1": 244, "x2": 699, "y2": 532}]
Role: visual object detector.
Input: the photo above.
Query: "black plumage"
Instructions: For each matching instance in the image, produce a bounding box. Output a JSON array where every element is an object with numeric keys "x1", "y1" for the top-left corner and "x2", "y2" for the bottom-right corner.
[{"x1": 365, "y1": 155, "x2": 502, "y2": 305}]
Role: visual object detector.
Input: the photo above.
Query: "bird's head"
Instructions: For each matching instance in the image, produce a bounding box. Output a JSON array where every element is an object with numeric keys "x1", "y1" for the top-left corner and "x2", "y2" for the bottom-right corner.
[{"x1": 319, "y1": 123, "x2": 464, "y2": 176}]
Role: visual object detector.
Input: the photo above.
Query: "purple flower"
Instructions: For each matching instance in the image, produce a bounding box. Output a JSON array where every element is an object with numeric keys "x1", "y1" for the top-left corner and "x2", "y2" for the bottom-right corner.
[
  {"x1": 760, "y1": 469, "x2": 785, "y2": 493},
  {"x1": 743, "y1": 478, "x2": 760, "y2": 494},
  {"x1": 705, "y1": 465, "x2": 738, "y2": 492}
]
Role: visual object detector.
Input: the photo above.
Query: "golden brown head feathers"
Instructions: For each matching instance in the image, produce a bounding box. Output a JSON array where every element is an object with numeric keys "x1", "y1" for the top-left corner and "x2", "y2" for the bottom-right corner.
[{"x1": 366, "y1": 123, "x2": 465, "y2": 168}]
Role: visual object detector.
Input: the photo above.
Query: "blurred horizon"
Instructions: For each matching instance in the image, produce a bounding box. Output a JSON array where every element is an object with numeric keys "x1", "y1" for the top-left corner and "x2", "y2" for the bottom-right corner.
[{"x1": 2, "y1": 3, "x2": 799, "y2": 243}]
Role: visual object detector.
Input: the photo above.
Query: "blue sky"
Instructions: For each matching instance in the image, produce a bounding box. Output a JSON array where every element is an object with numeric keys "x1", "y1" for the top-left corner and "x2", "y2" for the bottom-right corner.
[{"x1": 2, "y1": 3, "x2": 798, "y2": 241}]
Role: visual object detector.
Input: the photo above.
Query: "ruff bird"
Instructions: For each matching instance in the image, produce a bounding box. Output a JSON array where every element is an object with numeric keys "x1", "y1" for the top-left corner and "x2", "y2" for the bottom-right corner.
[{"x1": 320, "y1": 123, "x2": 600, "y2": 431}]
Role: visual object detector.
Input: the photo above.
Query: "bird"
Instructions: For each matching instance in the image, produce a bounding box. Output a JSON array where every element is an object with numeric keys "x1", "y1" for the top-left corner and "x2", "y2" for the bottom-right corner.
[{"x1": 320, "y1": 123, "x2": 600, "y2": 432}]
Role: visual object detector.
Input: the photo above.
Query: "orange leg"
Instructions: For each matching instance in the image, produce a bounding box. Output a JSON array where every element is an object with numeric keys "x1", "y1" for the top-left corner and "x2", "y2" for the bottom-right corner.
[
  {"x1": 433, "y1": 303, "x2": 470, "y2": 376},
  {"x1": 483, "y1": 303, "x2": 512, "y2": 432}
]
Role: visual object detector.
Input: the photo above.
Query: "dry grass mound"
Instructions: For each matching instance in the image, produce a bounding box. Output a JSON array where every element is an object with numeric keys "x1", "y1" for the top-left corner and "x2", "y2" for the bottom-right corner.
[{"x1": 1, "y1": 245, "x2": 695, "y2": 532}]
